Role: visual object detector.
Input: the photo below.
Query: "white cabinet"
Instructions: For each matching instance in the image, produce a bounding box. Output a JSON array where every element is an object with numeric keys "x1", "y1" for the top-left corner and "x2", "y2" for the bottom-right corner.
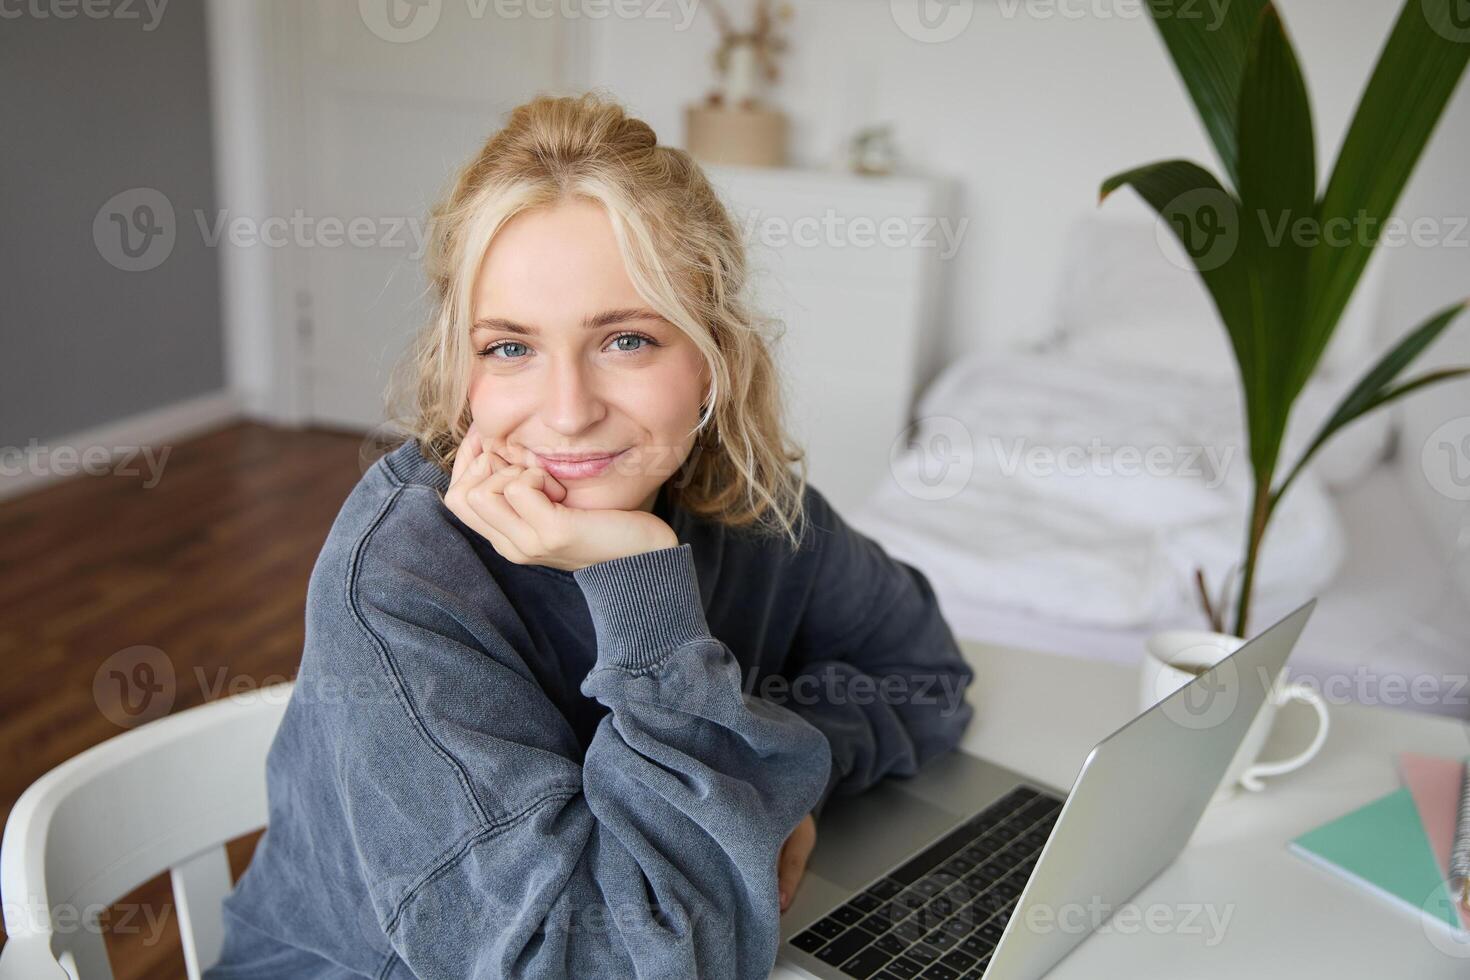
[{"x1": 701, "y1": 165, "x2": 954, "y2": 514}]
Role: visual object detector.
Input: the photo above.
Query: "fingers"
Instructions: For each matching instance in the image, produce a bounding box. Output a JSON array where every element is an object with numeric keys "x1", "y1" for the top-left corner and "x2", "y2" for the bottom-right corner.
[
  {"x1": 535, "y1": 466, "x2": 568, "y2": 504},
  {"x1": 446, "y1": 430, "x2": 533, "y2": 560},
  {"x1": 467, "y1": 510, "x2": 526, "y2": 563},
  {"x1": 448, "y1": 467, "x2": 524, "y2": 561},
  {"x1": 450, "y1": 431, "x2": 521, "y2": 509},
  {"x1": 494, "y1": 467, "x2": 576, "y2": 557},
  {"x1": 778, "y1": 818, "x2": 817, "y2": 912},
  {"x1": 777, "y1": 847, "x2": 801, "y2": 912},
  {"x1": 502, "y1": 468, "x2": 561, "y2": 529},
  {"x1": 449, "y1": 427, "x2": 483, "y2": 486},
  {"x1": 445, "y1": 429, "x2": 576, "y2": 566},
  {"x1": 466, "y1": 466, "x2": 542, "y2": 558}
]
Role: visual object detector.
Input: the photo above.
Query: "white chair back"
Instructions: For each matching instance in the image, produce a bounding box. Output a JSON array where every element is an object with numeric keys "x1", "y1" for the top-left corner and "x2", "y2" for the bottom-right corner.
[{"x1": 0, "y1": 683, "x2": 293, "y2": 979}]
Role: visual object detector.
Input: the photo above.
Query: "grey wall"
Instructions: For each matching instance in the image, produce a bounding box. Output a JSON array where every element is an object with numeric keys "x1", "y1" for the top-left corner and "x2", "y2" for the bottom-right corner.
[{"x1": 0, "y1": 0, "x2": 223, "y2": 446}]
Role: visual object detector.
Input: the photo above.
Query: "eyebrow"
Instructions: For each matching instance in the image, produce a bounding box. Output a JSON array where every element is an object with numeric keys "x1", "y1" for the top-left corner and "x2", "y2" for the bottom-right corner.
[{"x1": 471, "y1": 308, "x2": 665, "y2": 336}]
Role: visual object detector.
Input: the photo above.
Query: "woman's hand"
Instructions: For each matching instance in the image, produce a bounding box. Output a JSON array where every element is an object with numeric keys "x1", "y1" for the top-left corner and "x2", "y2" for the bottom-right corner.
[
  {"x1": 445, "y1": 428, "x2": 679, "y2": 572},
  {"x1": 778, "y1": 813, "x2": 817, "y2": 913}
]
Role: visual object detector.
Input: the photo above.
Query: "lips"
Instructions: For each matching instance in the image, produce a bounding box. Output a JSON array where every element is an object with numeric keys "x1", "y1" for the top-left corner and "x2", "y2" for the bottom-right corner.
[
  {"x1": 535, "y1": 450, "x2": 622, "y2": 463},
  {"x1": 533, "y1": 449, "x2": 626, "y2": 480}
]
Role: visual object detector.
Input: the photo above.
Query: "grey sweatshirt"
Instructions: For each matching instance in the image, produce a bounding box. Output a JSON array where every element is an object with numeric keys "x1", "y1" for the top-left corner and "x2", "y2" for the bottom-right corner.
[{"x1": 204, "y1": 438, "x2": 975, "y2": 979}]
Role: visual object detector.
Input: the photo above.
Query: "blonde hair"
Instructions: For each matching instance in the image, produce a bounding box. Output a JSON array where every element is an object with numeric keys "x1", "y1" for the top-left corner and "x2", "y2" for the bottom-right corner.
[{"x1": 384, "y1": 90, "x2": 809, "y2": 548}]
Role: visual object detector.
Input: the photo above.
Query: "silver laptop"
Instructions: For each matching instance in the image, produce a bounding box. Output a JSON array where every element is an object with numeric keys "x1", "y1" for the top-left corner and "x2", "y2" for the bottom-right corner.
[{"x1": 777, "y1": 599, "x2": 1316, "y2": 980}]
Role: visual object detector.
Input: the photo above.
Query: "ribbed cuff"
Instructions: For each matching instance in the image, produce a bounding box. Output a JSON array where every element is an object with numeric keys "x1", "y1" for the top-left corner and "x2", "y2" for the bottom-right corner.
[{"x1": 572, "y1": 543, "x2": 712, "y2": 669}]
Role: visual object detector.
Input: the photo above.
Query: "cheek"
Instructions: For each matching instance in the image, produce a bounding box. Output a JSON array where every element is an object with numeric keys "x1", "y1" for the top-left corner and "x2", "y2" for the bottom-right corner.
[
  {"x1": 466, "y1": 372, "x2": 522, "y2": 436},
  {"x1": 466, "y1": 370, "x2": 491, "y2": 410},
  {"x1": 633, "y1": 365, "x2": 705, "y2": 432}
]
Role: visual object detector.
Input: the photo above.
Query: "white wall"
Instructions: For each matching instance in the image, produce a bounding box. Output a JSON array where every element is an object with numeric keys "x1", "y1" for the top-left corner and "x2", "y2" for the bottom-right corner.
[{"x1": 585, "y1": 0, "x2": 1466, "y2": 358}]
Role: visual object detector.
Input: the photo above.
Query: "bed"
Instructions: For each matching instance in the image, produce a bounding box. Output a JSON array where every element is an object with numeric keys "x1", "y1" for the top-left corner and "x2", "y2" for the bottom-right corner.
[{"x1": 847, "y1": 212, "x2": 1470, "y2": 722}]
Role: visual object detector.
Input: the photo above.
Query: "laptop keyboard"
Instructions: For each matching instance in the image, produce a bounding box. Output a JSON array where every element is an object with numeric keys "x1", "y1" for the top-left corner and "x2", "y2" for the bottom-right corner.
[{"x1": 787, "y1": 785, "x2": 1064, "y2": 980}]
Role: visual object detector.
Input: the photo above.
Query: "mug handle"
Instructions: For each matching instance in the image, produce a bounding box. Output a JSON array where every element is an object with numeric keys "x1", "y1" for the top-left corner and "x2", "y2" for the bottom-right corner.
[{"x1": 1240, "y1": 682, "x2": 1330, "y2": 792}]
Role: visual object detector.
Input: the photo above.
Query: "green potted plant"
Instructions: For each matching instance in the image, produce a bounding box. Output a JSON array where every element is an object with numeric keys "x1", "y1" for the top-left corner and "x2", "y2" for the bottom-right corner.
[{"x1": 1101, "y1": 0, "x2": 1470, "y2": 637}]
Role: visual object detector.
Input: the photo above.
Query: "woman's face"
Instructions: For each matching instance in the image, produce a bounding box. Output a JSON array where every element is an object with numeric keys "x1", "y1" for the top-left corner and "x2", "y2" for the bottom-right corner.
[{"x1": 467, "y1": 198, "x2": 709, "y2": 513}]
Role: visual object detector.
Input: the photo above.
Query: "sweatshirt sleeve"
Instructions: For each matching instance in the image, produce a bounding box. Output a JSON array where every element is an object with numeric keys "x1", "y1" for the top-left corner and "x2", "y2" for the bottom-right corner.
[
  {"x1": 784, "y1": 487, "x2": 976, "y2": 823},
  {"x1": 347, "y1": 540, "x2": 832, "y2": 980}
]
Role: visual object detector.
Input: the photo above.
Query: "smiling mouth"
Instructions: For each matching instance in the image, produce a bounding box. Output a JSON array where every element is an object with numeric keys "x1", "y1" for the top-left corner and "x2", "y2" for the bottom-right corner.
[
  {"x1": 532, "y1": 449, "x2": 628, "y2": 479},
  {"x1": 534, "y1": 450, "x2": 624, "y2": 462}
]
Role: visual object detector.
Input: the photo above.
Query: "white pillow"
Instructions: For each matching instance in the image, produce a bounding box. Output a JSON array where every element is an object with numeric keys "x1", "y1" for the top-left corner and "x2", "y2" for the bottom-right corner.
[
  {"x1": 1060, "y1": 314, "x2": 1238, "y2": 383},
  {"x1": 1054, "y1": 212, "x2": 1234, "y2": 381},
  {"x1": 1055, "y1": 210, "x2": 1386, "y2": 385}
]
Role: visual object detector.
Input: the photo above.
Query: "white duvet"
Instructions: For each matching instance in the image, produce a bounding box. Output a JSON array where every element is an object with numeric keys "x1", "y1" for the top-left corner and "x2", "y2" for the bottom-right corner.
[{"x1": 849, "y1": 348, "x2": 1347, "y2": 629}]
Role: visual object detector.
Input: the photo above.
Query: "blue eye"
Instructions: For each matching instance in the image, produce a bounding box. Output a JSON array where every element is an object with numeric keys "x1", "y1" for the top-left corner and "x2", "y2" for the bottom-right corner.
[
  {"x1": 610, "y1": 332, "x2": 656, "y2": 352},
  {"x1": 477, "y1": 341, "x2": 529, "y2": 360},
  {"x1": 475, "y1": 331, "x2": 661, "y2": 361}
]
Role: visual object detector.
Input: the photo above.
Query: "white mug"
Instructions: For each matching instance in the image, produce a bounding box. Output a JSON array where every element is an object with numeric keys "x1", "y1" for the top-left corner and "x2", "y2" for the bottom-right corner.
[{"x1": 1140, "y1": 630, "x2": 1330, "y2": 803}]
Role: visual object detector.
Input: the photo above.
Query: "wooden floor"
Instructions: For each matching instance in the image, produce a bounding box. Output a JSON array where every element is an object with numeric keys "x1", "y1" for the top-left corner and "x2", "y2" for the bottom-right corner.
[{"x1": 0, "y1": 422, "x2": 371, "y2": 978}]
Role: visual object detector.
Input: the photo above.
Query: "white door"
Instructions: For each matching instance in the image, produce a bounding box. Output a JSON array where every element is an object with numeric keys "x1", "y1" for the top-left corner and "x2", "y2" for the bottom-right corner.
[{"x1": 281, "y1": 0, "x2": 582, "y2": 429}]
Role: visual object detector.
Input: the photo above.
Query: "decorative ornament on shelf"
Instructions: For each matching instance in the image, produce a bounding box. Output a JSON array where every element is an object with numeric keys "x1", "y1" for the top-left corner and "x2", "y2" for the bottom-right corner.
[
  {"x1": 684, "y1": 0, "x2": 795, "y2": 168},
  {"x1": 847, "y1": 124, "x2": 898, "y2": 176}
]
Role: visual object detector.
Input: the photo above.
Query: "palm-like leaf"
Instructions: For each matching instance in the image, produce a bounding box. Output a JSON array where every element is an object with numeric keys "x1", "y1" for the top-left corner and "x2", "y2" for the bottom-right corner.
[
  {"x1": 1233, "y1": 3, "x2": 1316, "y2": 474},
  {"x1": 1275, "y1": 301, "x2": 1470, "y2": 504},
  {"x1": 1101, "y1": 0, "x2": 1470, "y2": 635},
  {"x1": 1300, "y1": 0, "x2": 1470, "y2": 395},
  {"x1": 1143, "y1": 0, "x2": 1268, "y2": 190}
]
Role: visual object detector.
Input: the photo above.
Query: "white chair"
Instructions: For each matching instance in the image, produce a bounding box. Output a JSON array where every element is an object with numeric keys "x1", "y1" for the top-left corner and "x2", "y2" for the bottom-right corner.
[{"x1": 0, "y1": 683, "x2": 293, "y2": 979}]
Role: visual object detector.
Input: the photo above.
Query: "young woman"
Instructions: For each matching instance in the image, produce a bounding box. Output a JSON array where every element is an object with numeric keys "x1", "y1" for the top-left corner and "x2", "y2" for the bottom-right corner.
[{"x1": 206, "y1": 92, "x2": 974, "y2": 980}]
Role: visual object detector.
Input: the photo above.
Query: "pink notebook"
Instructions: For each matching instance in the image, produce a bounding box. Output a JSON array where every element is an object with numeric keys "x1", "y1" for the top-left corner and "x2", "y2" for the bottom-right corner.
[{"x1": 1397, "y1": 751, "x2": 1470, "y2": 932}]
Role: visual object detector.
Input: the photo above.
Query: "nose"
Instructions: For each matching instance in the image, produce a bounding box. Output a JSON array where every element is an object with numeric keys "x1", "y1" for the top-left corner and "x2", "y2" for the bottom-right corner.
[{"x1": 539, "y1": 354, "x2": 606, "y2": 436}]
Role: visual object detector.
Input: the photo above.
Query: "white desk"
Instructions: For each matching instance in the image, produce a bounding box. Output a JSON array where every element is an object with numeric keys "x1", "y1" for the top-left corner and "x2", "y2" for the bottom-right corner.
[{"x1": 775, "y1": 639, "x2": 1470, "y2": 978}]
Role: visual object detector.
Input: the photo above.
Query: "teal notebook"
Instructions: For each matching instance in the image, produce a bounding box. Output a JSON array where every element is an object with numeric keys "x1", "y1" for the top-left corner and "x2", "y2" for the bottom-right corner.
[{"x1": 1288, "y1": 786, "x2": 1468, "y2": 935}]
